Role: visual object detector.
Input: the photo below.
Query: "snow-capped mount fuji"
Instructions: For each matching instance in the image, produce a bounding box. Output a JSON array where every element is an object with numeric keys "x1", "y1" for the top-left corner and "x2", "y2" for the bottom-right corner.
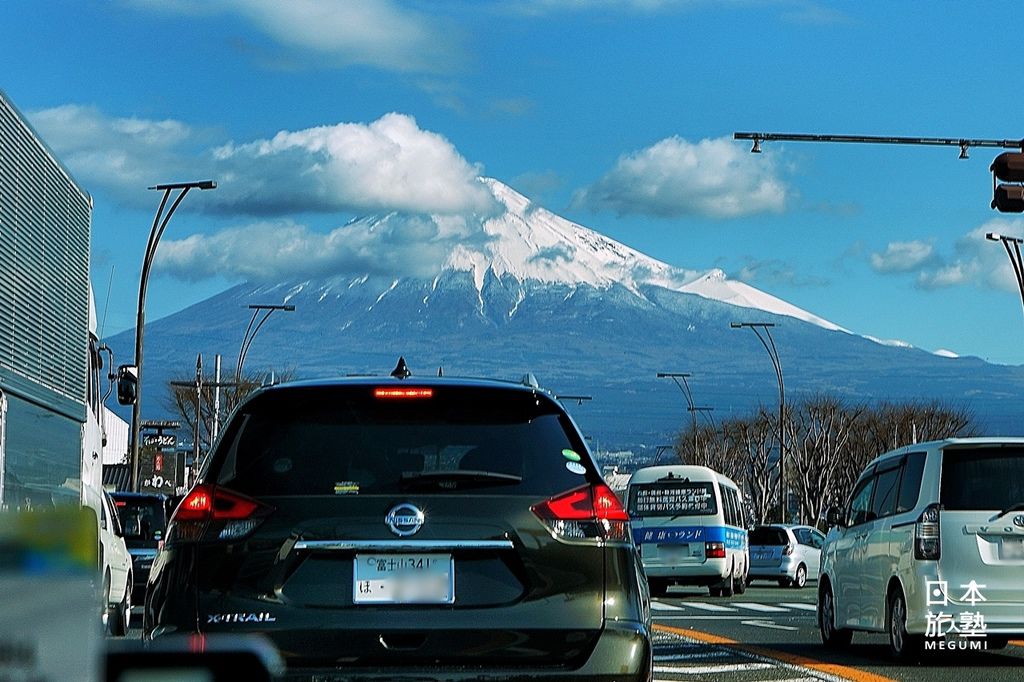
[
  {"x1": 107, "y1": 177, "x2": 1024, "y2": 453},
  {"x1": 312, "y1": 178, "x2": 847, "y2": 333}
]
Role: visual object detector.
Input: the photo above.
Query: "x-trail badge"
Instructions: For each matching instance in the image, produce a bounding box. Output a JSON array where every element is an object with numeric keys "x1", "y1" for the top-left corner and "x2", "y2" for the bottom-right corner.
[{"x1": 386, "y1": 503, "x2": 425, "y2": 537}]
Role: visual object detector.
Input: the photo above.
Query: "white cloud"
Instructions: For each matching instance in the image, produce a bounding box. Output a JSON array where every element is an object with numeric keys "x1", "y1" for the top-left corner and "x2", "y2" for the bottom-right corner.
[
  {"x1": 28, "y1": 105, "x2": 207, "y2": 207},
  {"x1": 29, "y1": 106, "x2": 496, "y2": 218},
  {"x1": 880, "y1": 219, "x2": 1024, "y2": 290},
  {"x1": 734, "y1": 257, "x2": 828, "y2": 288},
  {"x1": 154, "y1": 213, "x2": 476, "y2": 282},
  {"x1": 129, "y1": 0, "x2": 459, "y2": 73},
  {"x1": 210, "y1": 113, "x2": 496, "y2": 216},
  {"x1": 869, "y1": 240, "x2": 936, "y2": 274},
  {"x1": 573, "y1": 136, "x2": 789, "y2": 219}
]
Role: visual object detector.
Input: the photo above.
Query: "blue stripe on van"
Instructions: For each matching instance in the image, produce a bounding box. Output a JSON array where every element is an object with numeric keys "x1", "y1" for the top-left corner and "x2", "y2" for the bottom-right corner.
[{"x1": 634, "y1": 525, "x2": 747, "y2": 550}]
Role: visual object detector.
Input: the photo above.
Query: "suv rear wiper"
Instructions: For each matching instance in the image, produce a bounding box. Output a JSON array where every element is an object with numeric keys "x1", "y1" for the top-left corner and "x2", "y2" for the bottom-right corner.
[
  {"x1": 400, "y1": 469, "x2": 523, "y2": 490},
  {"x1": 995, "y1": 502, "x2": 1024, "y2": 519}
]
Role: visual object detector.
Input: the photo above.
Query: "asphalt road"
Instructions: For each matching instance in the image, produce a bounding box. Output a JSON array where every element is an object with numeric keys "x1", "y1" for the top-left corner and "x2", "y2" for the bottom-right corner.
[
  {"x1": 651, "y1": 581, "x2": 1024, "y2": 682},
  {"x1": 118, "y1": 582, "x2": 1024, "y2": 681}
]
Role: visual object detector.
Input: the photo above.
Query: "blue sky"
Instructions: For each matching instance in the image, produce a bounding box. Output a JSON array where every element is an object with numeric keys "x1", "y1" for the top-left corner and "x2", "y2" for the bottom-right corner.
[{"x1": 4, "y1": 1, "x2": 1024, "y2": 364}]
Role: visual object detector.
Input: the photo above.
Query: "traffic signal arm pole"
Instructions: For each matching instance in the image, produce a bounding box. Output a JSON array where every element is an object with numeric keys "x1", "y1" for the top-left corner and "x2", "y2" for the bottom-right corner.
[{"x1": 734, "y1": 132, "x2": 1024, "y2": 153}]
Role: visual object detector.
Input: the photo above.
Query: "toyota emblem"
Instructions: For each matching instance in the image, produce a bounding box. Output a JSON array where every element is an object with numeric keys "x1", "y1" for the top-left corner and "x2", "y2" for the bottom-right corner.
[
  {"x1": 385, "y1": 503, "x2": 425, "y2": 537},
  {"x1": 1014, "y1": 515, "x2": 1024, "y2": 529}
]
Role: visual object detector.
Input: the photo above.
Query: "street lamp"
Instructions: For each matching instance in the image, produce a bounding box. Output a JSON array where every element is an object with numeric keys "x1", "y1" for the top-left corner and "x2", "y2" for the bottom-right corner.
[
  {"x1": 657, "y1": 372, "x2": 714, "y2": 459},
  {"x1": 129, "y1": 180, "x2": 216, "y2": 492},
  {"x1": 985, "y1": 232, "x2": 1024, "y2": 320},
  {"x1": 731, "y1": 322, "x2": 786, "y2": 523},
  {"x1": 236, "y1": 304, "x2": 296, "y2": 383}
]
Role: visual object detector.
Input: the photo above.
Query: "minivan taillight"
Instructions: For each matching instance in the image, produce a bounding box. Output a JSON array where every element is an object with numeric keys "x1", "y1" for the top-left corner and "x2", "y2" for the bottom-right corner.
[
  {"x1": 166, "y1": 484, "x2": 273, "y2": 545},
  {"x1": 782, "y1": 543, "x2": 795, "y2": 556},
  {"x1": 531, "y1": 483, "x2": 630, "y2": 544},
  {"x1": 914, "y1": 503, "x2": 941, "y2": 560}
]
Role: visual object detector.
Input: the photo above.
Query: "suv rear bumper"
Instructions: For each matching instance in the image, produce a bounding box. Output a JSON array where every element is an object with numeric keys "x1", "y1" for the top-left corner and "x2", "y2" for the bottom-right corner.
[{"x1": 279, "y1": 621, "x2": 652, "y2": 681}]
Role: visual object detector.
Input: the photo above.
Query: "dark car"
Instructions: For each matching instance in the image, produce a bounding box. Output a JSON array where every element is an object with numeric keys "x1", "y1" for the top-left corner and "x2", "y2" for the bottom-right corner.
[
  {"x1": 144, "y1": 374, "x2": 652, "y2": 680},
  {"x1": 111, "y1": 491, "x2": 174, "y2": 603}
]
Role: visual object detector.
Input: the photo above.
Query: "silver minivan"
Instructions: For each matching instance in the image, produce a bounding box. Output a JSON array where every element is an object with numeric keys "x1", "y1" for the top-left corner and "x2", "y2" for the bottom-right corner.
[{"x1": 819, "y1": 438, "x2": 1024, "y2": 659}]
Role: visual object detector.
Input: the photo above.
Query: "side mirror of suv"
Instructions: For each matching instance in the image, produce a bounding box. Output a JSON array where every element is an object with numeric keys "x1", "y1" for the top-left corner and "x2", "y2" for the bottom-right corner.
[{"x1": 825, "y1": 505, "x2": 845, "y2": 529}]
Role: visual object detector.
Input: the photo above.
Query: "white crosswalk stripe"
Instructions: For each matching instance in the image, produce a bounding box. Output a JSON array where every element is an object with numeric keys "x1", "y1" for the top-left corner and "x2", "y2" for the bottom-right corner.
[
  {"x1": 654, "y1": 662, "x2": 775, "y2": 674},
  {"x1": 652, "y1": 599, "x2": 817, "y2": 615},
  {"x1": 730, "y1": 602, "x2": 789, "y2": 613},
  {"x1": 677, "y1": 601, "x2": 736, "y2": 612}
]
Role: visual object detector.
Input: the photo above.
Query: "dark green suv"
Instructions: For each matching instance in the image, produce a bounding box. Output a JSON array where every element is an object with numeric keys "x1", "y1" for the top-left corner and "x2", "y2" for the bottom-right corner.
[{"x1": 144, "y1": 375, "x2": 652, "y2": 681}]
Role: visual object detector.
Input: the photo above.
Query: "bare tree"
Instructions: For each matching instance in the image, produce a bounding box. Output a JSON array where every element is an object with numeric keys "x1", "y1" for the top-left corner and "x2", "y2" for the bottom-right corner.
[
  {"x1": 165, "y1": 367, "x2": 296, "y2": 456},
  {"x1": 835, "y1": 400, "x2": 977, "y2": 515},
  {"x1": 731, "y1": 409, "x2": 778, "y2": 527},
  {"x1": 785, "y1": 395, "x2": 865, "y2": 527}
]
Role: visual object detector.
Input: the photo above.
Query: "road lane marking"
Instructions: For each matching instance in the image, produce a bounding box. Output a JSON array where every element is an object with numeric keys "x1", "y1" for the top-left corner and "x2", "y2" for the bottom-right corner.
[
  {"x1": 657, "y1": 651, "x2": 731, "y2": 660},
  {"x1": 651, "y1": 600, "x2": 684, "y2": 610},
  {"x1": 654, "y1": 662, "x2": 775, "y2": 674},
  {"x1": 732, "y1": 602, "x2": 789, "y2": 612},
  {"x1": 654, "y1": 624, "x2": 899, "y2": 682},
  {"x1": 780, "y1": 602, "x2": 819, "y2": 611},
  {"x1": 742, "y1": 619, "x2": 800, "y2": 631},
  {"x1": 679, "y1": 601, "x2": 736, "y2": 612}
]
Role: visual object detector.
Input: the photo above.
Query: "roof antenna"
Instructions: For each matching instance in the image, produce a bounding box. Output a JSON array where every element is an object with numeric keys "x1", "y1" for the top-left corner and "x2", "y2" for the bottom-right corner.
[
  {"x1": 391, "y1": 356, "x2": 411, "y2": 379},
  {"x1": 437, "y1": 366, "x2": 444, "y2": 377}
]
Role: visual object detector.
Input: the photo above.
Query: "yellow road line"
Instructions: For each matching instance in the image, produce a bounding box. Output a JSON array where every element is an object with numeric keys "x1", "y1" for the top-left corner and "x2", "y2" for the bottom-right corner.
[{"x1": 654, "y1": 623, "x2": 898, "y2": 682}]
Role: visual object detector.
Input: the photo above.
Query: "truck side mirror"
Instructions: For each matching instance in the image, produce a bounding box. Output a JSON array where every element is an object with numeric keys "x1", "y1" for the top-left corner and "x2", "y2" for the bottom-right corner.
[{"x1": 116, "y1": 365, "x2": 138, "y2": 406}]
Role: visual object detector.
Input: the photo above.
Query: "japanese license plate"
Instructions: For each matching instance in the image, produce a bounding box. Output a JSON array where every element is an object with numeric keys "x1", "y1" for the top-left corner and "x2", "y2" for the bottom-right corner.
[
  {"x1": 353, "y1": 554, "x2": 454, "y2": 604},
  {"x1": 999, "y1": 536, "x2": 1024, "y2": 560}
]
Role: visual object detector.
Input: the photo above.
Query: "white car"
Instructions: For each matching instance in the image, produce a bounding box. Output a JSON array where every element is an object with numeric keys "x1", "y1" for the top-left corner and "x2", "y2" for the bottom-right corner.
[
  {"x1": 98, "y1": 489, "x2": 133, "y2": 635},
  {"x1": 748, "y1": 524, "x2": 824, "y2": 588},
  {"x1": 819, "y1": 438, "x2": 1024, "y2": 659}
]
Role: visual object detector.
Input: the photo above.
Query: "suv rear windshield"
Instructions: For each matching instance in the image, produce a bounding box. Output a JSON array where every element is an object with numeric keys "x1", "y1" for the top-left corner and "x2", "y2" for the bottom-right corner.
[
  {"x1": 112, "y1": 496, "x2": 167, "y2": 542},
  {"x1": 209, "y1": 385, "x2": 591, "y2": 497},
  {"x1": 749, "y1": 527, "x2": 788, "y2": 546},
  {"x1": 627, "y1": 481, "x2": 716, "y2": 517},
  {"x1": 941, "y1": 447, "x2": 1024, "y2": 511}
]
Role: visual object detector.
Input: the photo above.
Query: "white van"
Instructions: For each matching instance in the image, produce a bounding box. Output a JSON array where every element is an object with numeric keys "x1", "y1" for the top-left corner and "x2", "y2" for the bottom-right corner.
[
  {"x1": 819, "y1": 438, "x2": 1024, "y2": 659},
  {"x1": 627, "y1": 465, "x2": 748, "y2": 597}
]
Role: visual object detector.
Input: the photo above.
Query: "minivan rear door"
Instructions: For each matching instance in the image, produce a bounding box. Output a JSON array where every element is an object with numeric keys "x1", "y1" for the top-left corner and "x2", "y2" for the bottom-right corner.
[{"x1": 939, "y1": 445, "x2": 1024, "y2": 605}]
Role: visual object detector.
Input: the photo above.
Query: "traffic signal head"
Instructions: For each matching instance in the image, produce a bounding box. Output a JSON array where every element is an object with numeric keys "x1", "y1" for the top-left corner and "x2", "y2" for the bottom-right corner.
[
  {"x1": 991, "y1": 152, "x2": 1024, "y2": 212},
  {"x1": 992, "y1": 184, "x2": 1024, "y2": 213},
  {"x1": 991, "y1": 152, "x2": 1024, "y2": 182}
]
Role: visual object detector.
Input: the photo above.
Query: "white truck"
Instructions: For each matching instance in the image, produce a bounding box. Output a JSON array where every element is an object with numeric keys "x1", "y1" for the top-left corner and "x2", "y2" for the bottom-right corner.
[{"x1": 0, "y1": 89, "x2": 131, "y2": 633}]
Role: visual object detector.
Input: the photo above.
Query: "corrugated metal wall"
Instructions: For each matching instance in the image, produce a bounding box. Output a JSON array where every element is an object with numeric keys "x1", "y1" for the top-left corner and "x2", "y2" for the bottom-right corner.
[{"x1": 0, "y1": 92, "x2": 92, "y2": 406}]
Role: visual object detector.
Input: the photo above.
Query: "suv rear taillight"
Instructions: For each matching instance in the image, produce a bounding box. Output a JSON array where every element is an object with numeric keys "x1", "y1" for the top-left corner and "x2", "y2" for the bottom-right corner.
[
  {"x1": 166, "y1": 484, "x2": 273, "y2": 545},
  {"x1": 531, "y1": 483, "x2": 630, "y2": 544},
  {"x1": 704, "y1": 542, "x2": 726, "y2": 559},
  {"x1": 914, "y1": 503, "x2": 941, "y2": 560}
]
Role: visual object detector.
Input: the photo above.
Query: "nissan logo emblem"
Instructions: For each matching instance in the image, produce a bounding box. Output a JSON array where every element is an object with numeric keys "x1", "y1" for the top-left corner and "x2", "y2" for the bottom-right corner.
[
  {"x1": 1014, "y1": 515, "x2": 1024, "y2": 529},
  {"x1": 385, "y1": 503, "x2": 425, "y2": 537}
]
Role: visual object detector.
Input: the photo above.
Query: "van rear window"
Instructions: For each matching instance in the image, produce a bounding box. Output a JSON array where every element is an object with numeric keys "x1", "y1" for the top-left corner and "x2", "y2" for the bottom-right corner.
[
  {"x1": 628, "y1": 482, "x2": 716, "y2": 517},
  {"x1": 940, "y1": 447, "x2": 1024, "y2": 511}
]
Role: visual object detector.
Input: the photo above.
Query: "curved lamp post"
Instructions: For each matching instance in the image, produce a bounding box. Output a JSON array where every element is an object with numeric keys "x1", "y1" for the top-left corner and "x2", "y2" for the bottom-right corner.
[
  {"x1": 130, "y1": 180, "x2": 216, "y2": 492},
  {"x1": 236, "y1": 304, "x2": 295, "y2": 384},
  {"x1": 731, "y1": 322, "x2": 786, "y2": 523},
  {"x1": 985, "y1": 232, "x2": 1024, "y2": 320}
]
